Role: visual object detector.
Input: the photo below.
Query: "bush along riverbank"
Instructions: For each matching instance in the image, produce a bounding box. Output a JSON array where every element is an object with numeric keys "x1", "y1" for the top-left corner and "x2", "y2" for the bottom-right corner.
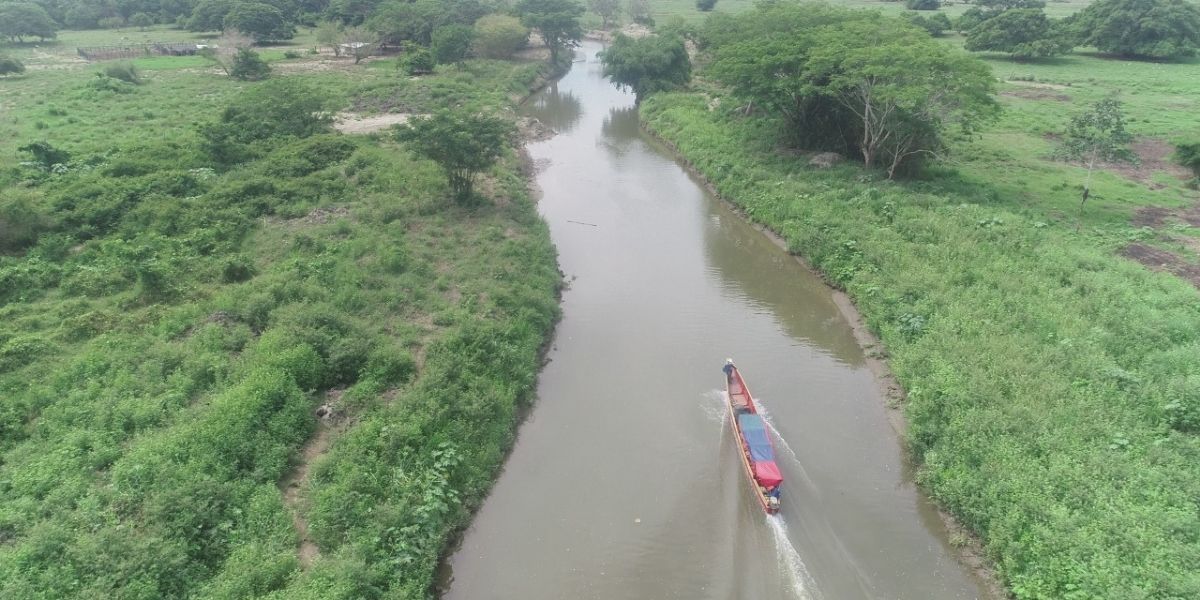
[
  {"x1": 641, "y1": 93, "x2": 1200, "y2": 598},
  {"x1": 0, "y1": 46, "x2": 561, "y2": 599}
]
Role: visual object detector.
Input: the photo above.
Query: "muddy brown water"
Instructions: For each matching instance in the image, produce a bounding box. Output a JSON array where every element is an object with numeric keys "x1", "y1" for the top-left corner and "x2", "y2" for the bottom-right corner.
[{"x1": 441, "y1": 43, "x2": 993, "y2": 600}]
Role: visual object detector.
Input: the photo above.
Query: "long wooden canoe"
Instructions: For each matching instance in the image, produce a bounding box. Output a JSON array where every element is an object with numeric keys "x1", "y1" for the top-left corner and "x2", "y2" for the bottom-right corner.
[{"x1": 724, "y1": 360, "x2": 782, "y2": 514}]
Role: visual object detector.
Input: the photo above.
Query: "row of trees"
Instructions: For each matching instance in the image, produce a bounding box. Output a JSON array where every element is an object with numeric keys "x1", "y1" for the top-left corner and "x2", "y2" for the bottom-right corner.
[{"x1": 955, "y1": 0, "x2": 1200, "y2": 60}]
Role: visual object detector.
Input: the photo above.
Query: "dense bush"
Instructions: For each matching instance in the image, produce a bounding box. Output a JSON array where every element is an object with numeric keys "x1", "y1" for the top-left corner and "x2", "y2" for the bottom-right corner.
[
  {"x1": 398, "y1": 43, "x2": 434, "y2": 75},
  {"x1": 1175, "y1": 141, "x2": 1200, "y2": 176},
  {"x1": 905, "y1": 0, "x2": 940, "y2": 10},
  {"x1": 199, "y1": 79, "x2": 333, "y2": 165},
  {"x1": 223, "y1": 2, "x2": 295, "y2": 42},
  {"x1": 696, "y1": 0, "x2": 718, "y2": 11},
  {"x1": 903, "y1": 11, "x2": 953, "y2": 36},
  {"x1": 1069, "y1": 0, "x2": 1200, "y2": 59},
  {"x1": 964, "y1": 8, "x2": 1072, "y2": 58},
  {"x1": 431, "y1": 24, "x2": 474, "y2": 65},
  {"x1": 600, "y1": 33, "x2": 692, "y2": 102},
  {"x1": 103, "y1": 62, "x2": 142, "y2": 84},
  {"x1": 0, "y1": 55, "x2": 25, "y2": 76},
  {"x1": 472, "y1": 14, "x2": 529, "y2": 59},
  {"x1": 229, "y1": 48, "x2": 271, "y2": 80}
]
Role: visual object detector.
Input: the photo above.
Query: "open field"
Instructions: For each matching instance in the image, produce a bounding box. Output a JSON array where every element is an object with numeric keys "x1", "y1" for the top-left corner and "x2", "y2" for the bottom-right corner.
[
  {"x1": 0, "y1": 26, "x2": 560, "y2": 598},
  {"x1": 642, "y1": 2, "x2": 1200, "y2": 597}
]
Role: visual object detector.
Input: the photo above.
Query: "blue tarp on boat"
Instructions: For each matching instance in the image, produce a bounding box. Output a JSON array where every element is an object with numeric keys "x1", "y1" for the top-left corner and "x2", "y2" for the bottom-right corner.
[{"x1": 737, "y1": 413, "x2": 775, "y2": 463}]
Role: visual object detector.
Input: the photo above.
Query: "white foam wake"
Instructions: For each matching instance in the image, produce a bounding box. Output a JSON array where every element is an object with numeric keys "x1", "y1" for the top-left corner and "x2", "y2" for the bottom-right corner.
[{"x1": 768, "y1": 514, "x2": 821, "y2": 600}]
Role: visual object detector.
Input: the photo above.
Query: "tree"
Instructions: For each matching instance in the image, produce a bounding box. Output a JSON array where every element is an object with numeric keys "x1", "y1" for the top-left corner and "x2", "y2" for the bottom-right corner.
[
  {"x1": 342, "y1": 25, "x2": 377, "y2": 64},
  {"x1": 130, "y1": 12, "x2": 155, "y2": 30},
  {"x1": 709, "y1": 5, "x2": 997, "y2": 177},
  {"x1": 696, "y1": 0, "x2": 717, "y2": 12},
  {"x1": 964, "y1": 8, "x2": 1071, "y2": 58},
  {"x1": 472, "y1": 14, "x2": 528, "y2": 59},
  {"x1": 1056, "y1": 98, "x2": 1136, "y2": 224},
  {"x1": 230, "y1": 47, "x2": 271, "y2": 79},
  {"x1": 199, "y1": 29, "x2": 254, "y2": 76},
  {"x1": 188, "y1": 0, "x2": 235, "y2": 31},
  {"x1": 398, "y1": 42, "x2": 434, "y2": 74},
  {"x1": 224, "y1": 2, "x2": 295, "y2": 41},
  {"x1": 590, "y1": 0, "x2": 621, "y2": 28},
  {"x1": 628, "y1": 0, "x2": 652, "y2": 25},
  {"x1": 973, "y1": 0, "x2": 1045, "y2": 11},
  {"x1": 905, "y1": 0, "x2": 939, "y2": 9},
  {"x1": 0, "y1": 55, "x2": 25, "y2": 76},
  {"x1": 1070, "y1": 0, "x2": 1200, "y2": 59},
  {"x1": 516, "y1": 0, "x2": 585, "y2": 63},
  {"x1": 431, "y1": 24, "x2": 473, "y2": 64},
  {"x1": 0, "y1": 3, "x2": 58, "y2": 43},
  {"x1": 600, "y1": 34, "x2": 691, "y2": 102},
  {"x1": 199, "y1": 78, "x2": 334, "y2": 165},
  {"x1": 396, "y1": 110, "x2": 517, "y2": 202},
  {"x1": 315, "y1": 19, "x2": 344, "y2": 55},
  {"x1": 366, "y1": 0, "x2": 492, "y2": 46},
  {"x1": 904, "y1": 12, "x2": 952, "y2": 37}
]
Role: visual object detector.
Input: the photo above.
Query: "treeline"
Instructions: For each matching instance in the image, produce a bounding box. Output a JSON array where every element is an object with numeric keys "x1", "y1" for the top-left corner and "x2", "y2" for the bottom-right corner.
[{"x1": 950, "y1": 0, "x2": 1200, "y2": 60}]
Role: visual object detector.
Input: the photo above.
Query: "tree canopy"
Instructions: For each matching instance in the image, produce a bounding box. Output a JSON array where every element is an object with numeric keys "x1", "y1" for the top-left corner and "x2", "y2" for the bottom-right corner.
[
  {"x1": 224, "y1": 2, "x2": 295, "y2": 41},
  {"x1": 472, "y1": 14, "x2": 529, "y2": 59},
  {"x1": 0, "y1": 3, "x2": 58, "y2": 42},
  {"x1": 707, "y1": 3, "x2": 997, "y2": 177},
  {"x1": 600, "y1": 33, "x2": 691, "y2": 102},
  {"x1": 964, "y1": 8, "x2": 1072, "y2": 58},
  {"x1": 516, "y1": 0, "x2": 585, "y2": 62},
  {"x1": 396, "y1": 110, "x2": 517, "y2": 202},
  {"x1": 1069, "y1": 0, "x2": 1200, "y2": 59}
]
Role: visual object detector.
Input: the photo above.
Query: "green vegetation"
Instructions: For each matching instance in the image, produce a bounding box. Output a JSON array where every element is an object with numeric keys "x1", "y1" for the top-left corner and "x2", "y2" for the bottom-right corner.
[
  {"x1": 642, "y1": 1, "x2": 1200, "y2": 598},
  {"x1": 705, "y1": 4, "x2": 997, "y2": 178},
  {"x1": 0, "y1": 54, "x2": 26, "y2": 76},
  {"x1": 0, "y1": 2, "x2": 58, "y2": 42},
  {"x1": 395, "y1": 110, "x2": 517, "y2": 202},
  {"x1": 599, "y1": 33, "x2": 691, "y2": 103},
  {"x1": 963, "y1": 8, "x2": 1071, "y2": 58},
  {"x1": 472, "y1": 14, "x2": 529, "y2": 59},
  {"x1": 1055, "y1": 98, "x2": 1137, "y2": 224},
  {"x1": 1069, "y1": 0, "x2": 1200, "y2": 59},
  {"x1": 517, "y1": 0, "x2": 585, "y2": 62},
  {"x1": 431, "y1": 24, "x2": 474, "y2": 65},
  {"x1": 0, "y1": 20, "x2": 560, "y2": 599},
  {"x1": 224, "y1": 2, "x2": 296, "y2": 42}
]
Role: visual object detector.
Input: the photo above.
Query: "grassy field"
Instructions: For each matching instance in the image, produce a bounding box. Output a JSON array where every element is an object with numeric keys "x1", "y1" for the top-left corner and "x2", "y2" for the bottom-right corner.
[
  {"x1": 641, "y1": 4, "x2": 1200, "y2": 599},
  {"x1": 0, "y1": 27, "x2": 561, "y2": 599}
]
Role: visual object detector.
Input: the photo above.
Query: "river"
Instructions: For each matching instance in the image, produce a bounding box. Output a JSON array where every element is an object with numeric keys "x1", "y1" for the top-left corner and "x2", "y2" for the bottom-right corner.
[{"x1": 441, "y1": 42, "x2": 992, "y2": 600}]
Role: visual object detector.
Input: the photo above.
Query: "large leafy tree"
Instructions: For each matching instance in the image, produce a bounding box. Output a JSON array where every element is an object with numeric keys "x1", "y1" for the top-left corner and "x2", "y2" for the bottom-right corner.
[
  {"x1": 396, "y1": 110, "x2": 517, "y2": 202},
  {"x1": 366, "y1": 0, "x2": 490, "y2": 46},
  {"x1": 472, "y1": 14, "x2": 528, "y2": 59},
  {"x1": 589, "y1": 0, "x2": 620, "y2": 28},
  {"x1": 1055, "y1": 98, "x2": 1136, "y2": 224},
  {"x1": 964, "y1": 8, "x2": 1072, "y2": 58},
  {"x1": 0, "y1": 3, "x2": 58, "y2": 42},
  {"x1": 709, "y1": 4, "x2": 996, "y2": 178},
  {"x1": 516, "y1": 0, "x2": 585, "y2": 63},
  {"x1": 224, "y1": 2, "x2": 295, "y2": 41},
  {"x1": 600, "y1": 33, "x2": 691, "y2": 103},
  {"x1": 1069, "y1": 0, "x2": 1200, "y2": 59},
  {"x1": 188, "y1": 0, "x2": 236, "y2": 31}
]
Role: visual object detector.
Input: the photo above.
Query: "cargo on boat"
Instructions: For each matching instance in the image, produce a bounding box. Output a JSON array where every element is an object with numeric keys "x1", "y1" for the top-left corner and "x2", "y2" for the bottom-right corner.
[{"x1": 724, "y1": 360, "x2": 782, "y2": 514}]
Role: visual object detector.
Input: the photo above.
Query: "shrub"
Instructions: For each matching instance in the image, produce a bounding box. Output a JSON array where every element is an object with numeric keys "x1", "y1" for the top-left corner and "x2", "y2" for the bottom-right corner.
[
  {"x1": 230, "y1": 48, "x2": 271, "y2": 81},
  {"x1": 0, "y1": 190, "x2": 51, "y2": 252},
  {"x1": 103, "y1": 62, "x2": 142, "y2": 84},
  {"x1": 0, "y1": 55, "x2": 25, "y2": 76},
  {"x1": 398, "y1": 43, "x2": 434, "y2": 75},
  {"x1": 906, "y1": 0, "x2": 940, "y2": 9},
  {"x1": 1174, "y1": 141, "x2": 1200, "y2": 176},
  {"x1": 130, "y1": 12, "x2": 154, "y2": 30},
  {"x1": 696, "y1": 0, "x2": 718, "y2": 11},
  {"x1": 396, "y1": 110, "x2": 517, "y2": 202},
  {"x1": 283, "y1": 50, "x2": 302, "y2": 59},
  {"x1": 199, "y1": 79, "x2": 334, "y2": 165},
  {"x1": 431, "y1": 24, "x2": 474, "y2": 65},
  {"x1": 472, "y1": 14, "x2": 528, "y2": 59},
  {"x1": 18, "y1": 141, "x2": 70, "y2": 170},
  {"x1": 904, "y1": 11, "x2": 953, "y2": 36}
]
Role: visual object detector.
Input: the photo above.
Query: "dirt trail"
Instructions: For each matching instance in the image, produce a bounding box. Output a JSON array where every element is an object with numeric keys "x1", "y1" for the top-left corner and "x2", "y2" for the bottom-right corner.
[{"x1": 279, "y1": 390, "x2": 345, "y2": 568}]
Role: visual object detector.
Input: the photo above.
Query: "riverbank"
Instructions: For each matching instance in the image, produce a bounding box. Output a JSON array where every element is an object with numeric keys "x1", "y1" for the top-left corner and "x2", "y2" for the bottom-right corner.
[
  {"x1": 0, "y1": 33, "x2": 562, "y2": 597},
  {"x1": 641, "y1": 92, "x2": 1200, "y2": 598}
]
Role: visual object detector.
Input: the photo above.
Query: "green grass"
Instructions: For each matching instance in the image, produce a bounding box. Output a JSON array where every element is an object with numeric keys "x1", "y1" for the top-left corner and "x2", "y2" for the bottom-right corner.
[
  {"x1": 642, "y1": 14, "x2": 1200, "y2": 597},
  {"x1": 0, "y1": 27, "x2": 560, "y2": 599}
]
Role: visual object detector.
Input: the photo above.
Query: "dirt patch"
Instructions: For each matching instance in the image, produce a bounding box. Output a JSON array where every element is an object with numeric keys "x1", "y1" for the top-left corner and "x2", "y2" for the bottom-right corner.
[
  {"x1": 1121, "y1": 243, "x2": 1200, "y2": 288},
  {"x1": 1000, "y1": 88, "x2": 1071, "y2": 102},
  {"x1": 334, "y1": 112, "x2": 421, "y2": 134},
  {"x1": 1061, "y1": 136, "x2": 1195, "y2": 188},
  {"x1": 1005, "y1": 79, "x2": 1070, "y2": 91}
]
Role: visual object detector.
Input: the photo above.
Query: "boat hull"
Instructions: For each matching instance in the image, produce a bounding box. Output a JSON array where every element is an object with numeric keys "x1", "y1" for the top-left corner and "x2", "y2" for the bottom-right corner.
[{"x1": 725, "y1": 364, "x2": 781, "y2": 514}]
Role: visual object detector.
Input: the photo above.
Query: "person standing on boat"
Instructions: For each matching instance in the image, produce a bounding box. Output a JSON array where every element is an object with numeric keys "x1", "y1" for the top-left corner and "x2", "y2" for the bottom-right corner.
[{"x1": 723, "y1": 358, "x2": 735, "y2": 378}]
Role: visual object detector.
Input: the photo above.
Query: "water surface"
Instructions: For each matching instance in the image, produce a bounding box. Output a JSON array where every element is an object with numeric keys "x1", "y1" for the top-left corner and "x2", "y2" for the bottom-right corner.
[{"x1": 443, "y1": 43, "x2": 990, "y2": 600}]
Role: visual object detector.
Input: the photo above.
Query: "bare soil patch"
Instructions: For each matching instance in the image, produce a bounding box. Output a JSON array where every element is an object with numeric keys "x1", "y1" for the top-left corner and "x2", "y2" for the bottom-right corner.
[
  {"x1": 334, "y1": 112, "x2": 421, "y2": 134},
  {"x1": 1001, "y1": 88, "x2": 1070, "y2": 102},
  {"x1": 1121, "y1": 243, "x2": 1200, "y2": 288},
  {"x1": 1005, "y1": 79, "x2": 1070, "y2": 90}
]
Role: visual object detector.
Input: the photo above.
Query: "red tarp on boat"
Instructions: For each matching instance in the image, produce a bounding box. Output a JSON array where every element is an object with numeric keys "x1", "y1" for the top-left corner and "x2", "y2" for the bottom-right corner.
[{"x1": 752, "y1": 460, "x2": 783, "y2": 488}]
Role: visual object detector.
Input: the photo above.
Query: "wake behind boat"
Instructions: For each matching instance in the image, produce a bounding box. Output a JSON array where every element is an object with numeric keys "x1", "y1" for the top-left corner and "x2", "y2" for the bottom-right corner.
[{"x1": 724, "y1": 359, "x2": 782, "y2": 514}]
